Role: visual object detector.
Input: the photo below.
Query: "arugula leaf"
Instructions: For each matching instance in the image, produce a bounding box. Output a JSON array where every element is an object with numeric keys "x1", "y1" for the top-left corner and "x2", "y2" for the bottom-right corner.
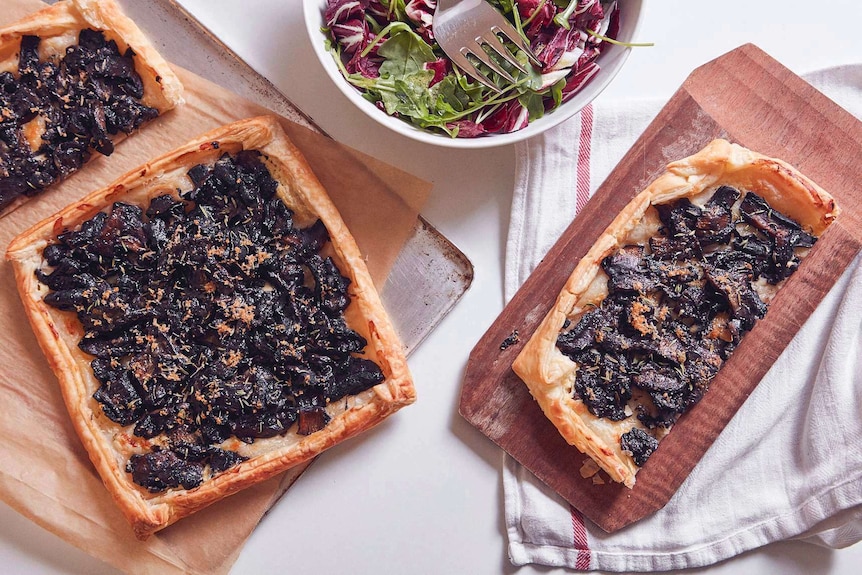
[
  {"x1": 518, "y1": 91, "x2": 545, "y2": 122},
  {"x1": 550, "y1": 77, "x2": 566, "y2": 109},
  {"x1": 456, "y1": 73, "x2": 488, "y2": 102},
  {"x1": 436, "y1": 72, "x2": 497, "y2": 114},
  {"x1": 377, "y1": 29, "x2": 436, "y2": 79},
  {"x1": 379, "y1": 71, "x2": 435, "y2": 119},
  {"x1": 431, "y1": 75, "x2": 469, "y2": 114},
  {"x1": 518, "y1": 50, "x2": 545, "y2": 91}
]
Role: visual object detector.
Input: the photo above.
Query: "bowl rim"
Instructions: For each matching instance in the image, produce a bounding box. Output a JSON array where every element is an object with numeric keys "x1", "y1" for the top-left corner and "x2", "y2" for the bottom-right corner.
[{"x1": 302, "y1": 0, "x2": 645, "y2": 149}]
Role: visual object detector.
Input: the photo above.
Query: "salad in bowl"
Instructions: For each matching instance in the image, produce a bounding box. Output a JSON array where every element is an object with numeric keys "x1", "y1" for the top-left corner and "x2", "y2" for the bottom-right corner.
[{"x1": 312, "y1": 0, "x2": 642, "y2": 144}]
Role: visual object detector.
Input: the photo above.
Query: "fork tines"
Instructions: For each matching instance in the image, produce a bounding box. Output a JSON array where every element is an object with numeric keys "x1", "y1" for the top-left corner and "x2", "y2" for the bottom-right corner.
[{"x1": 450, "y1": 20, "x2": 540, "y2": 92}]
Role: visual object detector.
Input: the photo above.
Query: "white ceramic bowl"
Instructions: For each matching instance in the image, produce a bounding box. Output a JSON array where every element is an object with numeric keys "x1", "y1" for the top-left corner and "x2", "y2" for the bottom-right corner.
[{"x1": 303, "y1": 1, "x2": 644, "y2": 149}]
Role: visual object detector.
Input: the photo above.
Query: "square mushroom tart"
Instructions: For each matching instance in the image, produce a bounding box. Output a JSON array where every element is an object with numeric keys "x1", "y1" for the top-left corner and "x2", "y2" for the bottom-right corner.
[
  {"x1": 513, "y1": 139, "x2": 838, "y2": 488},
  {"x1": 6, "y1": 116, "x2": 415, "y2": 539},
  {"x1": 0, "y1": 0, "x2": 183, "y2": 215}
]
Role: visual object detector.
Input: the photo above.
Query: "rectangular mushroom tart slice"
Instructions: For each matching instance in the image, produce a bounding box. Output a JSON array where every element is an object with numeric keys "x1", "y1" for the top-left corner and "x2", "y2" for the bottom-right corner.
[
  {"x1": 6, "y1": 115, "x2": 415, "y2": 539},
  {"x1": 0, "y1": 0, "x2": 183, "y2": 215},
  {"x1": 513, "y1": 139, "x2": 838, "y2": 488}
]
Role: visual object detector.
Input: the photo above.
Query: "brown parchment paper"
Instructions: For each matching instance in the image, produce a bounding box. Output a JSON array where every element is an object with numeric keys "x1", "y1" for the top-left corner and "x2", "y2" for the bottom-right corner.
[{"x1": 0, "y1": 1, "x2": 431, "y2": 573}]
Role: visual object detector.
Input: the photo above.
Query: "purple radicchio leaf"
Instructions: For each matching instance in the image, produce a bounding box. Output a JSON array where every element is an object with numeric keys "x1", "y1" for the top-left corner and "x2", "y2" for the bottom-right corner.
[
  {"x1": 518, "y1": 0, "x2": 557, "y2": 36},
  {"x1": 536, "y1": 25, "x2": 582, "y2": 70},
  {"x1": 483, "y1": 100, "x2": 529, "y2": 134},
  {"x1": 405, "y1": 0, "x2": 437, "y2": 42},
  {"x1": 347, "y1": 49, "x2": 382, "y2": 78},
  {"x1": 445, "y1": 120, "x2": 486, "y2": 138},
  {"x1": 574, "y1": 44, "x2": 600, "y2": 70},
  {"x1": 331, "y1": 18, "x2": 374, "y2": 55},
  {"x1": 571, "y1": 0, "x2": 604, "y2": 30},
  {"x1": 324, "y1": 0, "x2": 368, "y2": 26},
  {"x1": 561, "y1": 61, "x2": 600, "y2": 103},
  {"x1": 325, "y1": 0, "x2": 380, "y2": 77},
  {"x1": 425, "y1": 58, "x2": 451, "y2": 87},
  {"x1": 599, "y1": 2, "x2": 621, "y2": 46},
  {"x1": 367, "y1": 0, "x2": 391, "y2": 19}
]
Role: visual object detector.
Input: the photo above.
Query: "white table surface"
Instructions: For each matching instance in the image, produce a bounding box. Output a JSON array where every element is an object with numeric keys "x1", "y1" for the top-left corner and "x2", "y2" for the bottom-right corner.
[{"x1": 2, "y1": 1, "x2": 861, "y2": 573}]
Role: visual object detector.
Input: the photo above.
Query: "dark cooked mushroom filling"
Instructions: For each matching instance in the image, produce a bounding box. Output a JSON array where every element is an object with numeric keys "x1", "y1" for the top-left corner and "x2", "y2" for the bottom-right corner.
[
  {"x1": 0, "y1": 29, "x2": 159, "y2": 211},
  {"x1": 557, "y1": 187, "x2": 817, "y2": 467},
  {"x1": 37, "y1": 150, "x2": 385, "y2": 493}
]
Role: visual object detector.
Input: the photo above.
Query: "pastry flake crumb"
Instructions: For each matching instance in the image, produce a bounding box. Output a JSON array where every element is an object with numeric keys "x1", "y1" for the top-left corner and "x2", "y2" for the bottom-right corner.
[{"x1": 579, "y1": 458, "x2": 601, "y2": 479}]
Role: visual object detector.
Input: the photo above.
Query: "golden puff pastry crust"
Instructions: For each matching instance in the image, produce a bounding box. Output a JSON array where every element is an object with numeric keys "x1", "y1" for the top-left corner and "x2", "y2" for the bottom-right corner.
[
  {"x1": 0, "y1": 0, "x2": 183, "y2": 216},
  {"x1": 6, "y1": 116, "x2": 415, "y2": 539},
  {"x1": 512, "y1": 139, "x2": 838, "y2": 488}
]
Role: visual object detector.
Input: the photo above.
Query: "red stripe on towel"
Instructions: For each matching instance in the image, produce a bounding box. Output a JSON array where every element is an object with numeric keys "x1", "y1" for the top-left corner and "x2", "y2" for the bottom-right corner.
[
  {"x1": 571, "y1": 506, "x2": 591, "y2": 569},
  {"x1": 570, "y1": 105, "x2": 594, "y2": 571},
  {"x1": 575, "y1": 104, "x2": 594, "y2": 214}
]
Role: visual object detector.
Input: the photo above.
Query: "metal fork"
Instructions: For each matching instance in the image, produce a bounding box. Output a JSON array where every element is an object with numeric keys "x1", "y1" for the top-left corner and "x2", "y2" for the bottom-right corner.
[{"x1": 433, "y1": 0, "x2": 541, "y2": 92}]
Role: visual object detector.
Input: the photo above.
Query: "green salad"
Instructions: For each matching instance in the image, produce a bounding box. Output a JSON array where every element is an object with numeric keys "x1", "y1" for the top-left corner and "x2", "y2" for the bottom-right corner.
[{"x1": 322, "y1": 0, "x2": 624, "y2": 138}]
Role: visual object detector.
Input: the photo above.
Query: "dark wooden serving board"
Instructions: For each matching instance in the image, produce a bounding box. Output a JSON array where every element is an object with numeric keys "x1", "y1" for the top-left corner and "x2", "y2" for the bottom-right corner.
[{"x1": 459, "y1": 44, "x2": 862, "y2": 533}]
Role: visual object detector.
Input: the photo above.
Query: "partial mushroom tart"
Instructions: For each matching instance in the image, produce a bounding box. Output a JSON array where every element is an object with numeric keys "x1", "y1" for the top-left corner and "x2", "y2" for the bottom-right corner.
[
  {"x1": 6, "y1": 116, "x2": 414, "y2": 539},
  {"x1": 513, "y1": 139, "x2": 838, "y2": 488},
  {"x1": 0, "y1": 0, "x2": 183, "y2": 215}
]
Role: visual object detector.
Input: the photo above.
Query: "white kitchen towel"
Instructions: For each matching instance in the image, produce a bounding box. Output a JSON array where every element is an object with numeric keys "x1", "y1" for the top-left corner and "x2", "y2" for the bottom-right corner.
[{"x1": 503, "y1": 65, "x2": 862, "y2": 571}]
